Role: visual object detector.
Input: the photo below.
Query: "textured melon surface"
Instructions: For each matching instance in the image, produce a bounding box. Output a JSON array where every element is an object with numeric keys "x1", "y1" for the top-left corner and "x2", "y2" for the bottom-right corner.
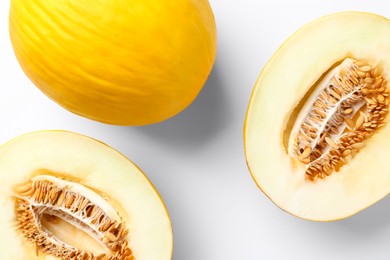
[
  {"x1": 0, "y1": 131, "x2": 172, "y2": 259},
  {"x1": 9, "y1": 0, "x2": 217, "y2": 125},
  {"x1": 245, "y1": 12, "x2": 390, "y2": 221}
]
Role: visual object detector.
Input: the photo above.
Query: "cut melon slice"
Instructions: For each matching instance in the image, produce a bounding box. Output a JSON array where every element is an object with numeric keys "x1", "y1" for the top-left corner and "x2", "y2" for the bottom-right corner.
[
  {"x1": 0, "y1": 131, "x2": 172, "y2": 259},
  {"x1": 245, "y1": 12, "x2": 390, "y2": 221}
]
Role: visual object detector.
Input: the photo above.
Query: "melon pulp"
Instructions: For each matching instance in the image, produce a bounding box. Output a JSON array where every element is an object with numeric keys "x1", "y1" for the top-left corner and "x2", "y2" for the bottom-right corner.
[
  {"x1": 244, "y1": 12, "x2": 390, "y2": 221},
  {"x1": 0, "y1": 131, "x2": 172, "y2": 259},
  {"x1": 9, "y1": 0, "x2": 217, "y2": 125}
]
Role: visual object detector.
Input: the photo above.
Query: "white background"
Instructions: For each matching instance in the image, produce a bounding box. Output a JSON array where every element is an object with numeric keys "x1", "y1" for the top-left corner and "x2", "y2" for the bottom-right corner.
[{"x1": 2, "y1": 1, "x2": 390, "y2": 259}]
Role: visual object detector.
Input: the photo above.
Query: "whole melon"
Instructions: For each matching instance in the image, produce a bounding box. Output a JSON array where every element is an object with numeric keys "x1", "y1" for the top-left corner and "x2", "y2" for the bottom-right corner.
[{"x1": 10, "y1": 0, "x2": 217, "y2": 125}]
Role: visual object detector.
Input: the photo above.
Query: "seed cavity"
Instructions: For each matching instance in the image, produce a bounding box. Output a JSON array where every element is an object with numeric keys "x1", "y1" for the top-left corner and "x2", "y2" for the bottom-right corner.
[
  {"x1": 288, "y1": 58, "x2": 389, "y2": 181},
  {"x1": 14, "y1": 175, "x2": 134, "y2": 259}
]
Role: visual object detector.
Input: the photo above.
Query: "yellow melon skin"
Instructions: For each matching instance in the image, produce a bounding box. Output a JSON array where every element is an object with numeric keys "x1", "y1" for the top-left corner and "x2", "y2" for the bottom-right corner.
[{"x1": 9, "y1": 0, "x2": 217, "y2": 125}]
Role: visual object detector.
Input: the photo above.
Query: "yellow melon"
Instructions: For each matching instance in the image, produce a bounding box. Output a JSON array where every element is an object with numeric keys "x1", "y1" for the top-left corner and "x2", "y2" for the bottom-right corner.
[{"x1": 10, "y1": 0, "x2": 217, "y2": 125}]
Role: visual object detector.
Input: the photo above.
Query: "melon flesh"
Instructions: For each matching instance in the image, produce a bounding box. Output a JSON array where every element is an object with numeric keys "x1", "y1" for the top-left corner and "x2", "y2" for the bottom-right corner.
[
  {"x1": 244, "y1": 12, "x2": 390, "y2": 221},
  {"x1": 0, "y1": 131, "x2": 172, "y2": 259}
]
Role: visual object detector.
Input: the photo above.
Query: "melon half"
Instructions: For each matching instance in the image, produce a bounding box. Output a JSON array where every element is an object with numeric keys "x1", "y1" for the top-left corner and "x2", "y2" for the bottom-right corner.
[
  {"x1": 245, "y1": 12, "x2": 390, "y2": 221},
  {"x1": 0, "y1": 131, "x2": 172, "y2": 259}
]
